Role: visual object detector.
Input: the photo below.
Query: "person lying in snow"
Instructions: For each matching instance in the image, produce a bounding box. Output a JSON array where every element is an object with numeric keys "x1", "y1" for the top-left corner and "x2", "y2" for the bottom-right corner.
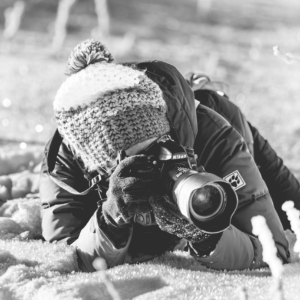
[{"x1": 39, "y1": 39, "x2": 300, "y2": 272}]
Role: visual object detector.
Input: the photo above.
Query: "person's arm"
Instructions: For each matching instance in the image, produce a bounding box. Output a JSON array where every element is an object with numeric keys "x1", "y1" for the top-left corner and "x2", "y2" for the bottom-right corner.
[
  {"x1": 193, "y1": 105, "x2": 290, "y2": 268},
  {"x1": 39, "y1": 142, "x2": 132, "y2": 272},
  {"x1": 248, "y1": 122, "x2": 300, "y2": 229},
  {"x1": 189, "y1": 224, "x2": 266, "y2": 270},
  {"x1": 191, "y1": 89, "x2": 300, "y2": 230}
]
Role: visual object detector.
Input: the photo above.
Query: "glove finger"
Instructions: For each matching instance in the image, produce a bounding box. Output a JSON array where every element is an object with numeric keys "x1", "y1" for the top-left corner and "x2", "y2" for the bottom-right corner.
[
  {"x1": 153, "y1": 209, "x2": 202, "y2": 239},
  {"x1": 109, "y1": 174, "x2": 161, "y2": 196},
  {"x1": 118, "y1": 165, "x2": 158, "y2": 180},
  {"x1": 120, "y1": 175, "x2": 158, "y2": 185},
  {"x1": 120, "y1": 154, "x2": 150, "y2": 165},
  {"x1": 102, "y1": 199, "x2": 132, "y2": 225},
  {"x1": 122, "y1": 180, "x2": 161, "y2": 194},
  {"x1": 117, "y1": 155, "x2": 150, "y2": 170},
  {"x1": 122, "y1": 193, "x2": 153, "y2": 204},
  {"x1": 151, "y1": 206, "x2": 188, "y2": 228},
  {"x1": 114, "y1": 155, "x2": 158, "y2": 179},
  {"x1": 154, "y1": 214, "x2": 190, "y2": 237},
  {"x1": 150, "y1": 194, "x2": 185, "y2": 219}
]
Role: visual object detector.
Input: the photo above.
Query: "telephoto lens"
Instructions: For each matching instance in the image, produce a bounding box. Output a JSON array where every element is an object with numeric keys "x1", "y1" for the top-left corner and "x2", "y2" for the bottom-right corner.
[{"x1": 170, "y1": 169, "x2": 238, "y2": 233}]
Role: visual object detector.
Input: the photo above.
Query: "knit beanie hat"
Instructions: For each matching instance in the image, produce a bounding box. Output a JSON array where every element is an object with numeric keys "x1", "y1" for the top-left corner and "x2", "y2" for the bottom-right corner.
[{"x1": 53, "y1": 39, "x2": 170, "y2": 172}]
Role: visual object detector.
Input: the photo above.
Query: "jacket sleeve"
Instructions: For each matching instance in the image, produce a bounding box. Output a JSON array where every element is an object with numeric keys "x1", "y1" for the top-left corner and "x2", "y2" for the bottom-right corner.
[
  {"x1": 248, "y1": 122, "x2": 300, "y2": 229},
  {"x1": 194, "y1": 105, "x2": 290, "y2": 268},
  {"x1": 39, "y1": 141, "x2": 132, "y2": 271},
  {"x1": 190, "y1": 224, "x2": 266, "y2": 270},
  {"x1": 193, "y1": 89, "x2": 300, "y2": 230}
]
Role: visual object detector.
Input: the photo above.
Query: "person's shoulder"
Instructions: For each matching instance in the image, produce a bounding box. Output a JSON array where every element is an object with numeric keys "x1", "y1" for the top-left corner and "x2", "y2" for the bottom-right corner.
[
  {"x1": 136, "y1": 60, "x2": 177, "y2": 72},
  {"x1": 122, "y1": 60, "x2": 187, "y2": 88},
  {"x1": 197, "y1": 103, "x2": 231, "y2": 131},
  {"x1": 195, "y1": 90, "x2": 239, "y2": 114},
  {"x1": 195, "y1": 90, "x2": 253, "y2": 145},
  {"x1": 195, "y1": 104, "x2": 247, "y2": 158},
  {"x1": 133, "y1": 60, "x2": 183, "y2": 85}
]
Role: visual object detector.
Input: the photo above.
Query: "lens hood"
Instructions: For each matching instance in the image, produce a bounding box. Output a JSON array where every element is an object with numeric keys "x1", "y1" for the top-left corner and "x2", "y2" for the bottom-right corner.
[{"x1": 172, "y1": 171, "x2": 238, "y2": 234}]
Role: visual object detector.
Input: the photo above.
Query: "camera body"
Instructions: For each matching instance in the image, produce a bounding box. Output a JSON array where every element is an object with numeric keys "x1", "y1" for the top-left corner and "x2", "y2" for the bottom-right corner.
[{"x1": 143, "y1": 135, "x2": 238, "y2": 234}]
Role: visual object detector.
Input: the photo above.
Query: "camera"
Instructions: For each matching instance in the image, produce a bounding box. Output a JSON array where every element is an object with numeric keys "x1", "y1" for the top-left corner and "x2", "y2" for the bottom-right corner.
[{"x1": 143, "y1": 134, "x2": 238, "y2": 233}]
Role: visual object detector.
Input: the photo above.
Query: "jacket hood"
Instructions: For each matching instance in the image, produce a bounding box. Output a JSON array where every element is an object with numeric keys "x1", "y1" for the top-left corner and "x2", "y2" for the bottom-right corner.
[{"x1": 136, "y1": 61, "x2": 197, "y2": 149}]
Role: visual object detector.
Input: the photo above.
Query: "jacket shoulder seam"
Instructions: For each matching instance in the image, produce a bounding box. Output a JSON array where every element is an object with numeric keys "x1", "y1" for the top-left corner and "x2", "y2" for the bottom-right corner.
[{"x1": 198, "y1": 104, "x2": 232, "y2": 131}]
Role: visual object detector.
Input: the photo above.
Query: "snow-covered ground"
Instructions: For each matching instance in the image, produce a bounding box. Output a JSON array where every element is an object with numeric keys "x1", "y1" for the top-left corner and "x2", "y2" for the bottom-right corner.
[
  {"x1": 1, "y1": 0, "x2": 300, "y2": 298},
  {"x1": 1, "y1": 147, "x2": 300, "y2": 300}
]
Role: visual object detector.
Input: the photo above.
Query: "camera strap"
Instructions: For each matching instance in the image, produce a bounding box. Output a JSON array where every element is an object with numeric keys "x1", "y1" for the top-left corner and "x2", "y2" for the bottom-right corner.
[
  {"x1": 50, "y1": 173, "x2": 102, "y2": 196},
  {"x1": 184, "y1": 147, "x2": 198, "y2": 171}
]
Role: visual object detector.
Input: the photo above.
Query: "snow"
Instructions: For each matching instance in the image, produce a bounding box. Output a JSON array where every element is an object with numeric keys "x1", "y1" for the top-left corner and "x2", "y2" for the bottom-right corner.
[
  {"x1": 1, "y1": 149, "x2": 300, "y2": 299},
  {"x1": 1, "y1": 198, "x2": 300, "y2": 300}
]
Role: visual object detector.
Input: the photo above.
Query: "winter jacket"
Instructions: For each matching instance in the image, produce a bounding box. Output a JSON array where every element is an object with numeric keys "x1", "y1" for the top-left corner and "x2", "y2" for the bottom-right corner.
[{"x1": 40, "y1": 60, "x2": 293, "y2": 272}]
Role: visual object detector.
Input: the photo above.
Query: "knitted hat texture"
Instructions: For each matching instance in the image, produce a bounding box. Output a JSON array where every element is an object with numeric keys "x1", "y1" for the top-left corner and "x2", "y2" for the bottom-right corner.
[{"x1": 54, "y1": 62, "x2": 170, "y2": 171}]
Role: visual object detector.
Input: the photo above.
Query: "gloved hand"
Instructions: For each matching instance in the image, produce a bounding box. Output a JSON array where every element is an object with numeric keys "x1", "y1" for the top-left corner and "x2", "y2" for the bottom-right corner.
[
  {"x1": 150, "y1": 194, "x2": 222, "y2": 256},
  {"x1": 102, "y1": 154, "x2": 160, "y2": 227}
]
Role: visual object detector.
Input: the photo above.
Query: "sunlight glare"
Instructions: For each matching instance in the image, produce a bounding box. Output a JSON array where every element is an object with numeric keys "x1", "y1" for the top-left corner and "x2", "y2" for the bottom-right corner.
[
  {"x1": 35, "y1": 124, "x2": 44, "y2": 133},
  {"x1": 3, "y1": 98, "x2": 11, "y2": 107},
  {"x1": 20, "y1": 142, "x2": 27, "y2": 149}
]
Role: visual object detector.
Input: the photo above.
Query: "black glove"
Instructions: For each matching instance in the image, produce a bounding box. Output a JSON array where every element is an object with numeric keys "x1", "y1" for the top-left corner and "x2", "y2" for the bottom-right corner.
[
  {"x1": 102, "y1": 155, "x2": 160, "y2": 227},
  {"x1": 150, "y1": 194, "x2": 222, "y2": 256}
]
